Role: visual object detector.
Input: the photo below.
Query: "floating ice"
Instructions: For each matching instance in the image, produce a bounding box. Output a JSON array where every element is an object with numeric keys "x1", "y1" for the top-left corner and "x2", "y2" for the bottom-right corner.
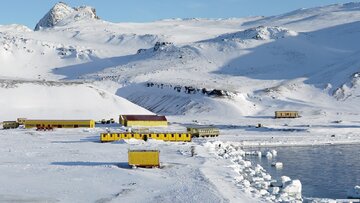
[
  {"x1": 266, "y1": 151, "x2": 273, "y2": 159},
  {"x1": 271, "y1": 162, "x2": 283, "y2": 169},
  {"x1": 270, "y1": 149, "x2": 277, "y2": 156},
  {"x1": 347, "y1": 185, "x2": 360, "y2": 198}
]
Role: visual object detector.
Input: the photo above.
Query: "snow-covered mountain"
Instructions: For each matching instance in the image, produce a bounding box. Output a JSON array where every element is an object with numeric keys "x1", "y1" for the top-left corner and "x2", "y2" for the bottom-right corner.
[
  {"x1": 1, "y1": 2, "x2": 360, "y2": 122},
  {"x1": 34, "y1": 2, "x2": 99, "y2": 31}
]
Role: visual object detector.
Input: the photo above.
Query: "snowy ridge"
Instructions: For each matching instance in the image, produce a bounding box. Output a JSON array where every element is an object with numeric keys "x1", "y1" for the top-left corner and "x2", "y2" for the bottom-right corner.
[
  {"x1": 0, "y1": 24, "x2": 32, "y2": 33},
  {"x1": 243, "y1": 2, "x2": 360, "y2": 31},
  {"x1": 207, "y1": 26, "x2": 298, "y2": 42}
]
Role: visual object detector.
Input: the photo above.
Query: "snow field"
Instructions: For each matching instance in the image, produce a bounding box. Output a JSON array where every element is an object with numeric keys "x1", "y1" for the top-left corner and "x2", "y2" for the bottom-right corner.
[{"x1": 0, "y1": 128, "x2": 231, "y2": 203}]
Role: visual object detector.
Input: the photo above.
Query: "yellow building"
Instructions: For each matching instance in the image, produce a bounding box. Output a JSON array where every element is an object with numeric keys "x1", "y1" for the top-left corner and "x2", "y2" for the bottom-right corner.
[
  {"x1": 147, "y1": 133, "x2": 191, "y2": 142},
  {"x1": 128, "y1": 150, "x2": 160, "y2": 167},
  {"x1": 119, "y1": 115, "x2": 168, "y2": 127},
  {"x1": 100, "y1": 132, "x2": 191, "y2": 142},
  {"x1": 275, "y1": 111, "x2": 299, "y2": 118},
  {"x1": 187, "y1": 126, "x2": 220, "y2": 137},
  {"x1": 24, "y1": 120, "x2": 95, "y2": 129}
]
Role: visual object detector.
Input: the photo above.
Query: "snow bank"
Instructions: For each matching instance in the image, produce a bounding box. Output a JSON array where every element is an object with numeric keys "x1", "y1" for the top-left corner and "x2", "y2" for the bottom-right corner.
[{"x1": 205, "y1": 141, "x2": 302, "y2": 202}]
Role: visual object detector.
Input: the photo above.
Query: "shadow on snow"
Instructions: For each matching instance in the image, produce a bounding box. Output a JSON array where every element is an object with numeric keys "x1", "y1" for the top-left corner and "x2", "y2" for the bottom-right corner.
[{"x1": 51, "y1": 161, "x2": 131, "y2": 169}]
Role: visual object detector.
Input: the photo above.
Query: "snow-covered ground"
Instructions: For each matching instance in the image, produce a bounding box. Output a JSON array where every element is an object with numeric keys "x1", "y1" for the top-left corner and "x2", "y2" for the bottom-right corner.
[
  {"x1": 1, "y1": 116, "x2": 359, "y2": 202},
  {"x1": 1, "y1": 1, "x2": 360, "y2": 202},
  {"x1": 0, "y1": 128, "x2": 258, "y2": 203}
]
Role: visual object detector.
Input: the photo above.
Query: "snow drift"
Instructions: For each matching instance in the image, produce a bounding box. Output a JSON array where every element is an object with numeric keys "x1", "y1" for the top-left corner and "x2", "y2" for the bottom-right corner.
[{"x1": 0, "y1": 80, "x2": 152, "y2": 121}]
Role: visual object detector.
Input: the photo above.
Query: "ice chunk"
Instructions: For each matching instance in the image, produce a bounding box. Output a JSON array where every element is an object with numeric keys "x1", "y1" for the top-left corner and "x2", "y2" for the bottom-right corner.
[
  {"x1": 281, "y1": 176, "x2": 291, "y2": 186},
  {"x1": 263, "y1": 174, "x2": 272, "y2": 181},
  {"x1": 347, "y1": 185, "x2": 360, "y2": 198},
  {"x1": 259, "y1": 189, "x2": 269, "y2": 196},
  {"x1": 242, "y1": 180, "x2": 251, "y2": 187},
  {"x1": 282, "y1": 179, "x2": 302, "y2": 199},
  {"x1": 254, "y1": 164, "x2": 264, "y2": 173},
  {"x1": 234, "y1": 175, "x2": 244, "y2": 182},
  {"x1": 271, "y1": 162, "x2": 283, "y2": 169},
  {"x1": 269, "y1": 186, "x2": 280, "y2": 195},
  {"x1": 271, "y1": 149, "x2": 277, "y2": 156},
  {"x1": 266, "y1": 151, "x2": 273, "y2": 159},
  {"x1": 243, "y1": 160, "x2": 252, "y2": 168}
]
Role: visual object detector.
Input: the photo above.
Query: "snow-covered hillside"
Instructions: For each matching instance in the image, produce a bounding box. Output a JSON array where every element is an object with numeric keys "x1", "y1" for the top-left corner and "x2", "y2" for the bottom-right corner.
[
  {"x1": 1, "y1": 1, "x2": 360, "y2": 120},
  {"x1": 0, "y1": 79, "x2": 152, "y2": 121}
]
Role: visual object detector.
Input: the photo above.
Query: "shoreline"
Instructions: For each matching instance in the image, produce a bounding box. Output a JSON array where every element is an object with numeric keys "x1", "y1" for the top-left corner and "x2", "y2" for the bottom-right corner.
[
  {"x1": 204, "y1": 140, "x2": 360, "y2": 202},
  {"x1": 237, "y1": 141, "x2": 360, "y2": 148}
]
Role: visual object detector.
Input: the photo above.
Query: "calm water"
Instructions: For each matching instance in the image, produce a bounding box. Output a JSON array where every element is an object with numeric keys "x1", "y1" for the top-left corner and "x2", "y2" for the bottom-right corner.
[{"x1": 245, "y1": 144, "x2": 360, "y2": 199}]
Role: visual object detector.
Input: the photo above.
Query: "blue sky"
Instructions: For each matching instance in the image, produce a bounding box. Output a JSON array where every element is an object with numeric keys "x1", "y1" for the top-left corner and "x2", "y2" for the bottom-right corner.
[{"x1": 0, "y1": 0, "x2": 356, "y2": 28}]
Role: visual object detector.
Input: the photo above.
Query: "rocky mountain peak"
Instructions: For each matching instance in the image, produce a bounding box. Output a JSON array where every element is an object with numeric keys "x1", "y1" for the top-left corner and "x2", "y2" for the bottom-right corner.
[{"x1": 34, "y1": 2, "x2": 99, "y2": 31}]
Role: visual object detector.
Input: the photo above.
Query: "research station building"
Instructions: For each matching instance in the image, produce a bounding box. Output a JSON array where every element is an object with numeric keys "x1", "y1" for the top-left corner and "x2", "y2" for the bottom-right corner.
[
  {"x1": 24, "y1": 120, "x2": 95, "y2": 129},
  {"x1": 119, "y1": 115, "x2": 168, "y2": 127},
  {"x1": 275, "y1": 111, "x2": 299, "y2": 118}
]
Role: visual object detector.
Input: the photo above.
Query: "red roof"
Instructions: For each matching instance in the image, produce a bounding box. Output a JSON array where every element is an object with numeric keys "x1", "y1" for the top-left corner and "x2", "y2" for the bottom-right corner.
[{"x1": 123, "y1": 115, "x2": 167, "y2": 121}]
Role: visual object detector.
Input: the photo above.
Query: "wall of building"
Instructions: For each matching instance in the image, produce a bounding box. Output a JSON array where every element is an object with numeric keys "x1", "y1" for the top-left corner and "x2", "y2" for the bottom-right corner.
[
  {"x1": 25, "y1": 120, "x2": 95, "y2": 128},
  {"x1": 125, "y1": 120, "x2": 168, "y2": 127}
]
